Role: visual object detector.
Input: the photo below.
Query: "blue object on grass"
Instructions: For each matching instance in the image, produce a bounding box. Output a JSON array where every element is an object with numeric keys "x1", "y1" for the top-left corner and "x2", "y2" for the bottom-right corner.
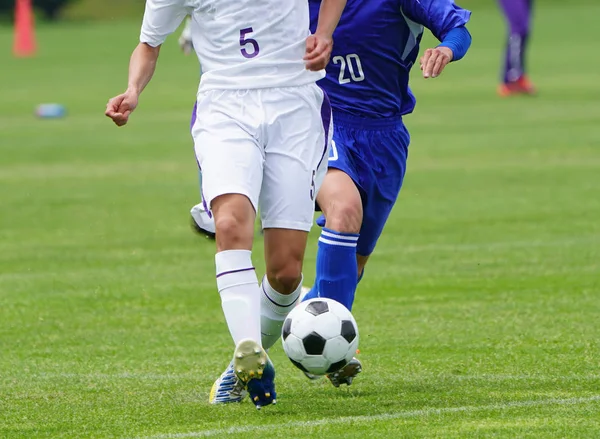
[{"x1": 36, "y1": 104, "x2": 66, "y2": 119}]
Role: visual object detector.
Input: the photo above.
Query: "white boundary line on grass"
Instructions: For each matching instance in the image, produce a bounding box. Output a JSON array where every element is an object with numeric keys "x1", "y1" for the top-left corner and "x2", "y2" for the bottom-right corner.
[
  {"x1": 18, "y1": 373, "x2": 600, "y2": 382},
  {"x1": 135, "y1": 395, "x2": 600, "y2": 439}
]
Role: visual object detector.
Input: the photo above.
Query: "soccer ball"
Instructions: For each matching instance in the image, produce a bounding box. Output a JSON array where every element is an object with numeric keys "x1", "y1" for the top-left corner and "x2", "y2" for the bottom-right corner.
[{"x1": 281, "y1": 298, "x2": 359, "y2": 376}]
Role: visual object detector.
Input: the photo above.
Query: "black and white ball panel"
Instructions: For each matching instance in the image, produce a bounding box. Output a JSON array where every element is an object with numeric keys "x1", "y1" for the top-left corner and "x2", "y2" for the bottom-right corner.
[
  {"x1": 305, "y1": 300, "x2": 329, "y2": 316},
  {"x1": 302, "y1": 331, "x2": 327, "y2": 355},
  {"x1": 281, "y1": 298, "x2": 360, "y2": 376},
  {"x1": 341, "y1": 320, "x2": 357, "y2": 343}
]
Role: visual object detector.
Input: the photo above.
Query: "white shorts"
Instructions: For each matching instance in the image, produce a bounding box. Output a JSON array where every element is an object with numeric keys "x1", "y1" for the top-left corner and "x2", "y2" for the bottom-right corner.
[{"x1": 191, "y1": 84, "x2": 332, "y2": 232}]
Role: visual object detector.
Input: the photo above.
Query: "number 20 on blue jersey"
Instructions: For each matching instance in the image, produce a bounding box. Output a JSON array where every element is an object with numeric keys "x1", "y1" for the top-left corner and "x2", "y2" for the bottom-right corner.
[{"x1": 333, "y1": 54, "x2": 365, "y2": 84}]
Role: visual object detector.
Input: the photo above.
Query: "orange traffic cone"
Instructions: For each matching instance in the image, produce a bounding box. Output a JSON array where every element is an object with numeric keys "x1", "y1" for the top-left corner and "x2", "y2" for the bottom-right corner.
[{"x1": 13, "y1": 0, "x2": 37, "y2": 57}]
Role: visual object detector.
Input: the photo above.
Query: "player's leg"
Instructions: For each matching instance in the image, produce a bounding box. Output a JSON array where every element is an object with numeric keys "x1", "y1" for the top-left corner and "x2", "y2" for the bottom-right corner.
[
  {"x1": 521, "y1": 0, "x2": 534, "y2": 77},
  {"x1": 303, "y1": 163, "x2": 365, "y2": 386},
  {"x1": 353, "y1": 124, "x2": 410, "y2": 272},
  {"x1": 192, "y1": 90, "x2": 270, "y2": 407},
  {"x1": 260, "y1": 229, "x2": 306, "y2": 350},
  {"x1": 258, "y1": 84, "x2": 332, "y2": 352},
  {"x1": 499, "y1": 0, "x2": 529, "y2": 82},
  {"x1": 498, "y1": 0, "x2": 536, "y2": 95},
  {"x1": 302, "y1": 164, "x2": 362, "y2": 311},
  {"x1": 320, "y1": 120, "x2": 410, "y2": 388}
]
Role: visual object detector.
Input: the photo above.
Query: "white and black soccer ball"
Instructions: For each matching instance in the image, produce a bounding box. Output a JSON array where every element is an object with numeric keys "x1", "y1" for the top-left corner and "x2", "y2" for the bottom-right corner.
[{"x1": 281, "y1": 298, "x2": 359, "y2": 376}]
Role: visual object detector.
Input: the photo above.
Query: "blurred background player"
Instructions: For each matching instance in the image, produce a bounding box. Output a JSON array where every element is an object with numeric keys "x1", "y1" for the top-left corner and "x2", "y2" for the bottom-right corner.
[
  {"x1": 301, "y1": 0, "x2": 472, "y2": 386},
  {"x1": 497, "y1": 0, "x2": 536, "y2": 96},
  {"x1": 106, "y1": 0, "x2": 345, "y2": 409}
]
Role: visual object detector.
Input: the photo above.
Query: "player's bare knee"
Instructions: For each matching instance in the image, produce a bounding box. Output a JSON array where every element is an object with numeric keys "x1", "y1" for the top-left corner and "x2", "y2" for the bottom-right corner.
[
  {"x1": 214, "y1": 212, "x2": 253, "y2": 250},
  {"x1": 211, "y1": 194, "x2": 255, "y2": 250},
  {"x1": 214, "y1": 214, "x2": 241, "y2": 247},
  {"x1": 266, "y1": 261, "x2": 302, "y2": 295},
  {"x1": 325, "y1": 201, "x2": 362, "y2": 234}
]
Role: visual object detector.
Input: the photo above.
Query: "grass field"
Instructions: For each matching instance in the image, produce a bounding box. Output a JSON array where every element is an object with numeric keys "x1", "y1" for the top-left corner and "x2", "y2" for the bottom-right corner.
[{"x1": 1, "y1": 2, "x2": 600, "y2": 438}]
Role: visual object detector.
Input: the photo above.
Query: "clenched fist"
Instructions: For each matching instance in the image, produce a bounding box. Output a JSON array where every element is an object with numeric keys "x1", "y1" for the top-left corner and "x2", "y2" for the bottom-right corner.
[
  {"x1": 304, "y1": 34, "x2": 334, "y2": 72},
  {"x1": 105, "y1": 91, "x2": 139, "y2": 127}
]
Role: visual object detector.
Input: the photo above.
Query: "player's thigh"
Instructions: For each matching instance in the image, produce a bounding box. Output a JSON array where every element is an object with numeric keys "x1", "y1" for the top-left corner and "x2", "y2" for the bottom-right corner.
[
  {"x1": 317, "y1": 169, "x2": 363, "y2": 233},
  {"x1": 259, "y1": 84, "x2": 331, "y2": 232},
  {"x1": 357, "y1": 131, "x2": 409, "y2": 257},
  {"x1": 192, "y1": 91, "x2": 264, "y2": 212}
]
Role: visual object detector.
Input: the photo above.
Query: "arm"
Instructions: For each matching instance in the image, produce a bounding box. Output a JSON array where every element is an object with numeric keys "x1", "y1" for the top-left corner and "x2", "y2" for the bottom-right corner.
[
  {"x1": 105, "y1": 0, "x2": 188, "y2": 126},
  {"x1": 304, "y1": 0, "x2": 347, "y2": 71},
  {"x1": 128, "y1": 42, "x2": 161, "y2": 96},
  {"x1": 437, "y1": 25, "x2": 471, "y2": 62},
  {"x1": 105, "y1": 43, "x2": 160, "y2": 127},
  {"x1": 420, "y1": 24, "x2": 471, "y2": 78},
  {"x1": 314, "y1": 0, "x2": 346, "y2": 40},
  {"x1": 401, "y1": 0, "x2": 471, "y2": 78}
]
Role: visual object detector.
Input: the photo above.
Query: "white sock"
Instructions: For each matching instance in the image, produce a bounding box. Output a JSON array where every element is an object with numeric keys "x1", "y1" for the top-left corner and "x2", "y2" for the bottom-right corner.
[
  {"x1": 260, "y1": 274, "x2": 302, "y2": 350},
  {"x1": 215, "y1": 250, "x2": 262, "y2": 347}
]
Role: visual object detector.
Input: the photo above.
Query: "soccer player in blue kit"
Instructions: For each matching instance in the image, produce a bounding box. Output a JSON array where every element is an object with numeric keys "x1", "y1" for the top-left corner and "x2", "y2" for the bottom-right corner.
[
  {"x1": 300, "y1": 0, "x2": 472, "y2": 386},
  {"x1": 187, "y1": 0, "x2": 472, "y2": 400}
]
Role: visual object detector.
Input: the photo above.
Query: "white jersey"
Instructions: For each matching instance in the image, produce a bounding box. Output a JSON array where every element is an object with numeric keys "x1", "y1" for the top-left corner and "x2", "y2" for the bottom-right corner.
[{"x1": 140, "y1": 0, "x2": 325, "y2": 92}]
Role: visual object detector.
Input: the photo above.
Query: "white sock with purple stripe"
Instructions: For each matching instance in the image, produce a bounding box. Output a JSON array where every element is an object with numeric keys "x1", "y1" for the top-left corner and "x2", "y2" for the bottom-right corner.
[
  {"x1": 260, "y1": 275, "x2": 302, "y2": 350},
  {"x1": 215, "y1": 250, "x2": 262, "y2": 346}
]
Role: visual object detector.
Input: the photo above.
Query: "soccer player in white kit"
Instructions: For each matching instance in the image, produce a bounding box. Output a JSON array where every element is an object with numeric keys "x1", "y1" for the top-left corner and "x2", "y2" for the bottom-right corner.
[{"x1": 105, "y1": 0, "x2": 346, "y2": 409}]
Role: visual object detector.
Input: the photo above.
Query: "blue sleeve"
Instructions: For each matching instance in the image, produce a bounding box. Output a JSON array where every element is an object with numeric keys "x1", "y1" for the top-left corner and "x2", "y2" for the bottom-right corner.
[
  {"x1": 400, "y1": 0, "x2": 471, "y2": 41},
  {"x1": 438, "y1": 25, "x2": 471, "y2": 61}
]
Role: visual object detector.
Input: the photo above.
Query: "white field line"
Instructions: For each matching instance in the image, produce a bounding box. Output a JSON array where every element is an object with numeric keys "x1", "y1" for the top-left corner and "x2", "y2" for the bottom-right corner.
[
  {"x1": 134, "y1": 395, "x2": 600, "y2": 439},
  {"x1": 9, "y1": 372, "x2": 600, "y2": 382}
]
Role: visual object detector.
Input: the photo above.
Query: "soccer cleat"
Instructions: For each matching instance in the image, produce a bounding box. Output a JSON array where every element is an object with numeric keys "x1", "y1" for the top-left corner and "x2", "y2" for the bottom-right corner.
[
  {"x1": 498, "y1": 75, "x2": 537, "y2": 97},
  {"x1": 327, "y1": 357, "x2": 362, "y2": 387},
  {"x1": 190, "y1": 204, "x2": 265, "y2": 239},
  {"x1": 209, "y1": 361, "x2": 248, "y2": 404},
  {"x1": 190, "y1": 203, "x2": 216, "y2": 239},
  {"x1": 233, "y1": 339, "x2": 276, "y2": 409}
]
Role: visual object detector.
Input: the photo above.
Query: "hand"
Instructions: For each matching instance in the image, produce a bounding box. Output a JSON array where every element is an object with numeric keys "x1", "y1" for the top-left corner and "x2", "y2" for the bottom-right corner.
[
  {"x1": 105, "y1": 90, "x2": 139, "y2": 127},
  {"x1": 419, "y1": 47, "x2": 454, "y2": 79},
  {"x1": 304, "y1": 33, "x2": 333, "y2": 71}
]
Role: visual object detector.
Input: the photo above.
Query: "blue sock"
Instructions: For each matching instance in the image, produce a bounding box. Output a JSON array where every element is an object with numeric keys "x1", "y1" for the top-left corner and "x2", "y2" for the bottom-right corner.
[{"x1": 303, "y1": 228, "x2": 359, "y2": 310}]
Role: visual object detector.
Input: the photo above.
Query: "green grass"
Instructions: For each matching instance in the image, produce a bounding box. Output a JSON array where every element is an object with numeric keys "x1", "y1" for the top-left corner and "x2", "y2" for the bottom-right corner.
[{"x1": 1, "y1": 3, "x2": 600, "y2": 438}]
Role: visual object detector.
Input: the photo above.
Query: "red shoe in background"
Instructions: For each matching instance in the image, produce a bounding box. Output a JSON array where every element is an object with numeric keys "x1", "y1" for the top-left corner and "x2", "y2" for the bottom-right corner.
[{"x1": 498, "y1": 75, "x2": 537, "y2": 97}]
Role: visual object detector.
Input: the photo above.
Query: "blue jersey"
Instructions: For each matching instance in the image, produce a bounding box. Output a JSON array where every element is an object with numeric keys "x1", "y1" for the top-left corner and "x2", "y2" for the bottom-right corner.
[{"x1": 309, "y1": 0, "x2": 471, "y2": 118}]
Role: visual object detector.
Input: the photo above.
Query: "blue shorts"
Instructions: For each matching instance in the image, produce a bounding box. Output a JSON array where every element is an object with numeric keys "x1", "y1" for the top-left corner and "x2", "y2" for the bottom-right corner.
[{"x1": 327, "y1": 111, "x2": 410, "y2": 256}]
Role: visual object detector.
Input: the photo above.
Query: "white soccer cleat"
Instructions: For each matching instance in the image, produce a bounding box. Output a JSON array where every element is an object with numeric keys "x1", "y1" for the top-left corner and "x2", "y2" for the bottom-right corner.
[
  {"x1": 233, "y1": 339, "x2": 276, "y2": 409},
  {"x1": 209, "y1": 361, "x2": 248, "y2": 404},
  {"x1": 190, "y1": 203, "x2": 216, "y2": 238}
]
